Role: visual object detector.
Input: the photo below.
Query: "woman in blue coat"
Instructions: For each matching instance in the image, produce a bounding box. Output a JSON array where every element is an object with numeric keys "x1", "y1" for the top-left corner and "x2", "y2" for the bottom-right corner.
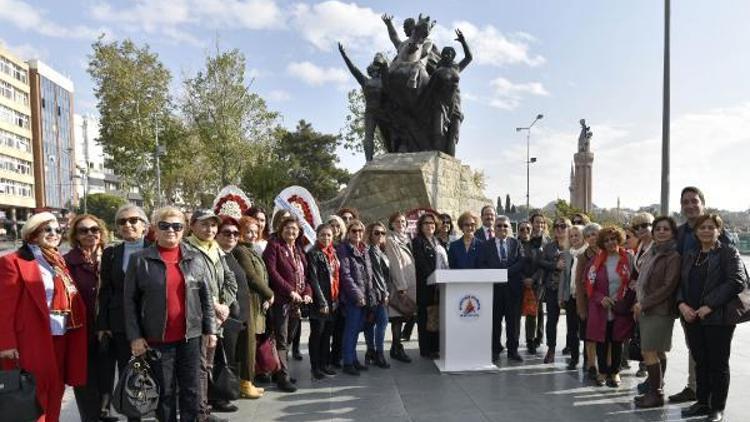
[{"x1": 448, "y1": 211, "x2": 481, "y2": 269}]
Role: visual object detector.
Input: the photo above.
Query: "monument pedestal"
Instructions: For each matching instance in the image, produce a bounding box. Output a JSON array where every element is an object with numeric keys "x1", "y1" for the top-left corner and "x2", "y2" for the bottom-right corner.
[
  {"x1": 320, "y1": 152, "x2": 490, "y2": 224},
  {"x1": 427, "y1": 269, "x2": 507, "y2": 373}
]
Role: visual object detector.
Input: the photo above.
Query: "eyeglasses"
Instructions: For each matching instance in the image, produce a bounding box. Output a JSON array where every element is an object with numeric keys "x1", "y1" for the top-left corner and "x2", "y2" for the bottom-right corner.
[
  {"x1": 373, "y1": 230, "x2": 386, "y2": 236},
  {"x1": 572, "y1": 220, "x2": 584, "y2": 225},
  {"x1": 43, "y1": 226, "x2": 63, "y2": 235},
  {"x1": 554, "y1": 224, "x2": 568, "y2": 229},
  {"x1": 518, "y1": 227, "x2": 530, "y2": 232},
  {"x1": 423, "y1": 221, "x2": 436, "y2": 226},
  {"x1": 220, "y1": 230, "x2": 240, "y2": 237},
  {"x1": 77, "y1": 226, "x2": 101, "y2": 235},
  {"x1": 653, "y1": 226, "x2": 672, "y2": 232},
  {"x1": 117, "y1": 217, "x2": 142, "y2": 226},
  {"x1": 495, "y1": 224, "x2": 510, "y2": 229},
  {"x1": 157, "y1": 221, "x2": 184, "y2": 232},
  {"x1": 605, "y1": 236, "x2": 619, "y2": 243},
  {"x1": 632, "y1": 223, "x2": 651, "y2": 230}
]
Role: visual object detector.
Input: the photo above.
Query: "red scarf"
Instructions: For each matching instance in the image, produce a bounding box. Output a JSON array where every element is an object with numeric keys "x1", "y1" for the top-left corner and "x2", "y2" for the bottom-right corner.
[
  {"x1": 40, "y1": 246, "x2": 83, "y2": 329},
  {"x1": 586, "y1": 248, "x2": 630, "y2": 300},
  {"x1": 318, "y1": 241, "x2": 340, "y2": 301}
]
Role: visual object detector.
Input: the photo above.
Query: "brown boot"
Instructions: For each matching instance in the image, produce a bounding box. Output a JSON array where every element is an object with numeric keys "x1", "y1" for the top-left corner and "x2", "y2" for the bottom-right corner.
[
  {"x1": 635, "y1": 363, "x2": 664, "y2": 408},
  {"x1": 240, "y1": 379, "x2": 264, "y2": 399}
]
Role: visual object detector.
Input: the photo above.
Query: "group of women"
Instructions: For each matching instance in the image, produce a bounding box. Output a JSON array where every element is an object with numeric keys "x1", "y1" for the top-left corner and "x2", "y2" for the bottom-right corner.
[{"x1": 0, "y1": 196, "x2": 746, "y2": 422}]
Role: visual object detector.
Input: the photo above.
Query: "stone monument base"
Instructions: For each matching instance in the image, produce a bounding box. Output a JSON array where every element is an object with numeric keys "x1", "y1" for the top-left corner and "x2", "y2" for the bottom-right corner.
[{"x1": 320, "y1": 151, "x2": 491, "y2": 223}]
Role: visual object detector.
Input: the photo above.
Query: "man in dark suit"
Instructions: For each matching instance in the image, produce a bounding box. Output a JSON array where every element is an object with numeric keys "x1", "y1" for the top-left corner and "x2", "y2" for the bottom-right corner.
[
  {"x1": 477, "y1": 215, "x2": 525, "y2": 362},
  {"x1": 474, "y1": 205, "x2": 496, "y2": 241}
]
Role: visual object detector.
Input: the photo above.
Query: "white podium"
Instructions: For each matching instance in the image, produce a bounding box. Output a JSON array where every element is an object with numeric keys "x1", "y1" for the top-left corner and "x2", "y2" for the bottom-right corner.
[{"x1": 427, "y1": 269, "x2": 507, "y2": 373}]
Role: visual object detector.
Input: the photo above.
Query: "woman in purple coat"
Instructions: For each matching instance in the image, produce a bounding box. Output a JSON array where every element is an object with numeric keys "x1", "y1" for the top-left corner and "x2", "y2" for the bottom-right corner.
[
  {"x1": 337, "y1": 219, "x2": 375, "y2": 376},
  {"x1": 262, "y1": 216, "x2": 312, "y2": 392},
  {"x1": 586, "y1": 226, "x2": 635, "y2": 388}
]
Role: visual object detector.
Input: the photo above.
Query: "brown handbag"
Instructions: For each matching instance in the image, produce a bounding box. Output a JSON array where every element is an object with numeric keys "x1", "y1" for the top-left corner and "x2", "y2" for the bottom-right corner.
[{"x1": 390, "y1": 292, "x2": 417, "y2": 316}]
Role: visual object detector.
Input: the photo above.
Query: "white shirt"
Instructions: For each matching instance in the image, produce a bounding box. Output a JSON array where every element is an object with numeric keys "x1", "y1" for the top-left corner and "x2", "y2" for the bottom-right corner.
[{"x1": 29, "y1": 244, "x2": 67, "y2": 336}]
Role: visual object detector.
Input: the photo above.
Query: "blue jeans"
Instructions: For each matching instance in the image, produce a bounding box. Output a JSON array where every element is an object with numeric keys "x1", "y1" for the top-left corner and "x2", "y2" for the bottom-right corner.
[
  {"x1": 342, "y1": 303, "x2": 366, "y2": 365},
  {"x1": 364, "y1": 304, "x2": 388, "y2": 353}
]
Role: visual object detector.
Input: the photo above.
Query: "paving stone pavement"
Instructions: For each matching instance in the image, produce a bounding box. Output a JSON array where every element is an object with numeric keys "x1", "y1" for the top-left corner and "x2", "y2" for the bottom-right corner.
[{"x1": 59, "y1": 313, "x2": 750, "y2": 422}]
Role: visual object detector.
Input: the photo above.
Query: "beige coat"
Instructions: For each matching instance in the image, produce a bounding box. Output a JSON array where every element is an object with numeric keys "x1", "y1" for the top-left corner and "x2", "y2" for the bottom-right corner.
[{"x1": 384, "y1": 231, "x2": 417, "y2": 317}]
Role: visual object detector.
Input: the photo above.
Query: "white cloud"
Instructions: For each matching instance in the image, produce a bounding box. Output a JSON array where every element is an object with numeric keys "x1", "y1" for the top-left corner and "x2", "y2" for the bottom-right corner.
[
  {"x1": 90, "y1": 0, "x2": 284, "y2": 45},
  {"x1": 431, "y1": 21, "x2": 545, "y2": 68},
  {"x1": 267, "y1": 90, "x2": 291, "y2": 102},
  {"x1": 0, "y1": 38, "x2": 47, "y2": 60},
  {"x1": 289, "y1": 1, "x2": 391, "y2": 53},
  {"x1": 483, "y1": 76, "x2": 549, "y2": 110},
  {"x1": 286, "y1": 61, "x2": 348, "y2": 86},
  {"x1": 0, "y1": 0, "x2": 102, "y2": 39}
]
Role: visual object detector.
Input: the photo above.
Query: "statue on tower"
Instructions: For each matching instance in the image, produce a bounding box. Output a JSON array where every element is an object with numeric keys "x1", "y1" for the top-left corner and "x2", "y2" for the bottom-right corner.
[{"x1": 578, "y1": 118, "x2": 593, "y2": 153}]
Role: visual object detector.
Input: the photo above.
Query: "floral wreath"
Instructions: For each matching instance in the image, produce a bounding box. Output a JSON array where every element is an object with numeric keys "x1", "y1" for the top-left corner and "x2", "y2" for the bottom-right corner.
[{"x1": 288, "y1": 194, "x2": 314, "y2": 226}]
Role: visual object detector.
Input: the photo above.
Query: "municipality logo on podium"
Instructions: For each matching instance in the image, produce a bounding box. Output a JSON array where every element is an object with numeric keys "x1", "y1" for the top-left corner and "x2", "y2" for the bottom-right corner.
[{"x1": 458, "y1": 295, "x2": 481, "y2": 318}]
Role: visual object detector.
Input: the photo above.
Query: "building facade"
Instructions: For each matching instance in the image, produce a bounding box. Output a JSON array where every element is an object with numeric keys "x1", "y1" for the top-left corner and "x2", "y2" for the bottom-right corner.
[
  {"x1": 0, "y1": 45, "x2": 34, "y2": 238},
  {"x1": 28, "y1": 59, "x2": 76, "y2": 214}
]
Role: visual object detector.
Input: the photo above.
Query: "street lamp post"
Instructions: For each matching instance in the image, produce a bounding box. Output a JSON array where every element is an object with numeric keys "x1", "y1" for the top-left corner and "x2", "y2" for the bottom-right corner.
[
  {"x1": 516, "y1": 114, "x2": 544, "y2": 216},
  {"x1": 660, "y1": 0, "x2": 671, "y2": 216}
]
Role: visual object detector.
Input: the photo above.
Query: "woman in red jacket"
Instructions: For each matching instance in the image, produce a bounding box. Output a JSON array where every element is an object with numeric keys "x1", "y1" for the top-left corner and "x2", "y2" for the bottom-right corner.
[
  {"x1": 262, "y1": 216, "x2": 312, "y2": 393},
  {"x1": 0, "y1": 212, "x2": 88, "y2": 422}
]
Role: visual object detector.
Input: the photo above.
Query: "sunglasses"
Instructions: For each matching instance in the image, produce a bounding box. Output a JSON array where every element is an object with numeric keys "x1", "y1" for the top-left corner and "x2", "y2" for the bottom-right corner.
[
  {"x1": 495, "y1": 224, "x2": 510, "y2": 228},
  {"x1": 117, "y1": 217, "x2": 142, "y2": 226},
  {"x1": 373, "y1": 230, "x2": 386, "y2": 236},
  {"x1": 77, "y1": 226, "x2": 101, "y2": 235},
  {"x1": 43, "y1": 226, "x2": 63, "y2": 235},
  {"x1": 350, "y1": 228, "x2": 364, "y2": 233},
  {"x1": 632, "y1": 223, "x2": 651, "y2": 230},
  {"x1": 554, "y1": 224, "x2": 568, "y2": 229},
  {"x1": 157, "y1": 221, "x2": 184, "y2": 232},
  {"x1": 519, "y1": 227, "x2": 530, "y2": 232},
  {"x1": 572, "y1": 220, "x2": 584, "y2": 225},
  {"x1": 220, "y1": 230, "x2": 240, "y2": 237}
]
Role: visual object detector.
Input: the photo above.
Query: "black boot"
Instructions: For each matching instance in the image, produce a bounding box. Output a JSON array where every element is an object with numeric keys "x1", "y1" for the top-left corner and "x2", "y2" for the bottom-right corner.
[
  {"x1": 364, "y1": 349, "x2": 375, "y2": 366},
  {"x1": 635, "y1": 363, "x2": 664, "y2": 408},
  {"x1": 374, "y1": 352, "x2": 391, "y2": 369},
  {"x1": 390, "y1": 344, "x2": 412, "y2": 363}
]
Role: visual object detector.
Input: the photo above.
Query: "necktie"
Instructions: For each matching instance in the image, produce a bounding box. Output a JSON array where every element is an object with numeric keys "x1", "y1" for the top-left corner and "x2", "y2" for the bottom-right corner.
[
  {"x1": 500, "y1": 239, "x2": 507, "y2": 260},
  {"x1": 488, "y1": 227, "x2": 494, "y2": 239}
]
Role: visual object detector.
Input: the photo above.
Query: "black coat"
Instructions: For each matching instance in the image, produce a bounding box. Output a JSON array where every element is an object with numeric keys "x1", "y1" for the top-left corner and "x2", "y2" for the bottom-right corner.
[
  {"x1": 96, "y1": 240, "x2": 150, "y2": 333},
  {"x1": 124, "y1": 244, "x2": 216, "y2": 342},
  {"x1": 412, "y1": 236, "x2": 439, "y2": 307},
  {"x1": 306, "y1": 248, "x2": 337, "y2": 320},
  {"x1": 225, "y1": 252, "x2": 251, "y2": 324},
  {"x1": 676, "y1": 242, "x2": 747, "y2": 326},
  {"x1": 476, "y1": 237, "x2": 525, "y2": 293}
]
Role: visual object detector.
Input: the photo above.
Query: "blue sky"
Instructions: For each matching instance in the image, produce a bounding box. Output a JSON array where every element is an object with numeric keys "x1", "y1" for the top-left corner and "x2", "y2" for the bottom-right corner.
[{"x1": 2, "y1": 0, "x2": 749, "y2": 211}]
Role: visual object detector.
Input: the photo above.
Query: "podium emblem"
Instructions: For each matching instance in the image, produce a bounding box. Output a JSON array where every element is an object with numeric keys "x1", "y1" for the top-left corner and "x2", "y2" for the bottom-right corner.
[{"x1": 458, "y1": 295, "x2": 481, "y2": 318}]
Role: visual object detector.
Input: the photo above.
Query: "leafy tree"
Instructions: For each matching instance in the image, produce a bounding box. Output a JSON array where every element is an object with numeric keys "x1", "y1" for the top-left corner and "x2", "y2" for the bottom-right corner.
[
  {"x1": 240, "y1": 143, "x2": 290, "y2": 210},
  {"x1": 182, "y1": 46, "x2": 278, "y2": 188},
  {"x1": 340, "y1": 89, "x2": 387, "y2": 157},
  {"x1": 78, "y1": 193, "x2": 126, "y2": 230},
  {"x1": 511, "y1": 204, "x2": 517, "y2": 215},
  {"x1": 554, "y1": 199, "x2": 591, "y2": 221},
  {"x1": 277, "y1": 121, "x2": 350, "y2": 201},
  {"x1": 88, "y1": 37, "x2": 173, "y2": 209}
]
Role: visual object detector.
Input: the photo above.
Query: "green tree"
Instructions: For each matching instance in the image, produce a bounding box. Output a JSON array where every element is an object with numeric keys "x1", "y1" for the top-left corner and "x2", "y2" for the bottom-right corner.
[
  {"x1": 239, "y1": 143, "x2": 290, "y2": 210},
  {"x1": 554, "y1": 199, "x2": 591, "y2": 221},
  {"x1": 87, "y1": 37, "x2": 173, "y2": 209},
  {"x1": 505, "y1": 194, "x2": 512, "y2": 213},
  {"x1": 78, "y1": 193, "x2": 126, "y2": 230},
  {"x1": 341, "y1": 89, "x2": 387, "y2": 157},
  {"x1": 277, "y1": 121, "x2": 350, "y2": 200},
  {"x1": 182, "y1": 46, "x2": 278, "y2": 188}
]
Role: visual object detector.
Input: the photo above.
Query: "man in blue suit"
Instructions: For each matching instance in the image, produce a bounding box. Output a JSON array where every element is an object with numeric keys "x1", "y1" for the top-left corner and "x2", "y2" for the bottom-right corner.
[{"x1": 477, "y1": 215, "x2": 525, "y2": 362}]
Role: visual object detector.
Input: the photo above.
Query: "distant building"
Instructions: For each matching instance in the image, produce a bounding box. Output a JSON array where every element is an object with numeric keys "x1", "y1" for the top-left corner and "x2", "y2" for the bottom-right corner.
[
  {"x1": 0, "y1": 45, "x2": 34, "y2": 237},
  {"x1": 73, "y1": 114, "x2": 142, "y2": 208},
  {"x1": 28, "y1": 59, "x2": 76, "y2": 214}
]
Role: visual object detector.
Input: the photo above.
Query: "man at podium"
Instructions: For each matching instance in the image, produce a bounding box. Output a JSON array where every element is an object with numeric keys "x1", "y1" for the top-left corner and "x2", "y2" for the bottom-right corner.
[{"x1": 477, "y1": 215, "x2": 525, "y2": 363}]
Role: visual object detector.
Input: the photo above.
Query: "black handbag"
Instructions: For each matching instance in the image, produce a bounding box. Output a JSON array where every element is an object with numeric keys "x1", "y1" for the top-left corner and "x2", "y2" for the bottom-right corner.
[
  {"x1": 628, "y1": 324, "x2": 644, "y2": 362},
  {"x1": 209, "y1": 343, "x2": 240, "y2": 401},
  {"x1": 113, "y1": 349, "x2": 161, "y2": 418},
  {"x1": 0, "y1": 360, "x2": 42, "y2": 422}
]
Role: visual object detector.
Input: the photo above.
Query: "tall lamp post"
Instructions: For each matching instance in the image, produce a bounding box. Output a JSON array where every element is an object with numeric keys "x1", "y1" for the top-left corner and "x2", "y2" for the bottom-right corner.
[
  {"x1": 516, "y1": 114, "x2": 544, "y2": 216},
  {"x1": 660, "y1": 0, "x2": 671, "y2": 216}
]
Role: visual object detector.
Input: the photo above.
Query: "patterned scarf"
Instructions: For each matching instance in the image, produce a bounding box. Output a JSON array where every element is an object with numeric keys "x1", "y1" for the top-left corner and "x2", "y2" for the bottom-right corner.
[
  {"x1": 586, "y1": 248, "x2": 630, "y2": 300},
  {"x1": 40, "y1": 245, "x2": 83, "y2": 329},
  {"x1": 318, "y1": 241, "x2": 340, "y2": 301}
]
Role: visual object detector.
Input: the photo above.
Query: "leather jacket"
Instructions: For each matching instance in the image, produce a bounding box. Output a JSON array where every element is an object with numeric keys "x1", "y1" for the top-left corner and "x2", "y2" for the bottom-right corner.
[
  {"x1": 124, "y1": 244, "x2": 216, "y2": 342},
  {"x1": 676, "y1": 242, "x2": 746, "y2": 326}
]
